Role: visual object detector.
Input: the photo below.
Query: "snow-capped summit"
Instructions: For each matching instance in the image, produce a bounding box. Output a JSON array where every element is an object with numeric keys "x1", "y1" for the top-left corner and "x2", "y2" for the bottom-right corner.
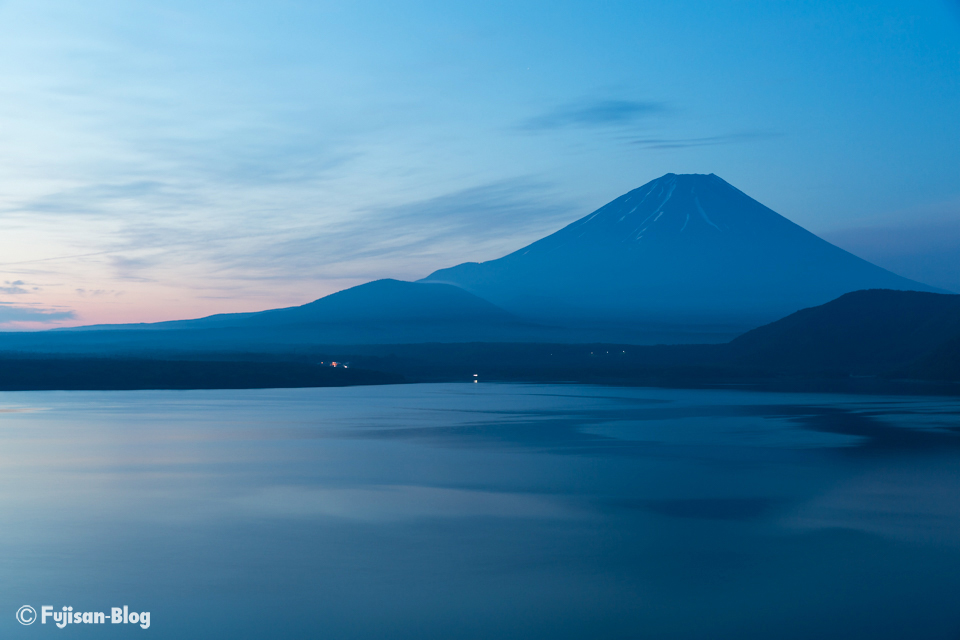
[
  {"x1": 421, "y1": 173, "x2": 941, "y2": 332},
  {"x1": 546, "y1": 173, "x2": 733, "y2": 243}
]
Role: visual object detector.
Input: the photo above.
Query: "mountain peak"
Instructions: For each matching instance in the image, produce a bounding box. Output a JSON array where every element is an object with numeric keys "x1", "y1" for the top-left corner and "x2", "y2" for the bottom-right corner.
[
  {"x1": 421, "y1": 174, "x2": 939, "y2": 328},
  {"x1": 565, "y1": 172, "x2": 764, "y2": 243},
  {"x1": 507, "y1": 173, "x2": 789, "y2": 259}
]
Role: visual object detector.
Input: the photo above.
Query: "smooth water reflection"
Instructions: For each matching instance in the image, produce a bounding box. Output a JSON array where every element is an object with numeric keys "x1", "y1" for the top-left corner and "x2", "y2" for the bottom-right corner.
[{"x1": 1, "y1": 383, "x2": 959, "y2": 638}]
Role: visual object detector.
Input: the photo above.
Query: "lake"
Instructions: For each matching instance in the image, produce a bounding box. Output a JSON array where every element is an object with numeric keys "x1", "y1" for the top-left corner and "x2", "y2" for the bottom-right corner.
[{"x1": 2, "y1": 383, "x2": 959, "y2": 638}]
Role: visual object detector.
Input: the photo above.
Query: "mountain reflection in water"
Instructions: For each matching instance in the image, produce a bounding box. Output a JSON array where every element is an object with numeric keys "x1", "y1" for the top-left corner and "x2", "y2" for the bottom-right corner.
[{"x1": 1, "y1": 383, "x2": 958, "y2": 639}]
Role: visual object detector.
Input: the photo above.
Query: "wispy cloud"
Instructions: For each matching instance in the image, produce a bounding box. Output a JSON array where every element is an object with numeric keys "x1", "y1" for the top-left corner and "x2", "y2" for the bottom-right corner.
[
  {"x1": 107, "y1": 178, "x2": 580, "y2": 285},
  {"x1": 0, "y1": 176, "x2": 578, "y2": 318},
  {"x1": 518, "y1": 99, "x2": 665, "y2": 131},
  {"x1": 0, "y1": 303, "x2": 74, "y2": 324},
  {"x1": 0, "y1": 280, "x2": 31, "y2": 294},
  {"x1": 9, "y1": 181, "x2": 175, "y2": 217},
  {"x1": 75, "y1": 288, "x2": 122, "y2": 297},
  {"x1": 629, "y1": 132, "x2": 778, "y2": 149}
]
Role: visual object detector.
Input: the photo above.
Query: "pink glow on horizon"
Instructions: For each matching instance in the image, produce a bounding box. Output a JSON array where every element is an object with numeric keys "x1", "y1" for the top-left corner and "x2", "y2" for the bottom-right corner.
[{"x1": 0, "y1": 279, "x2": 371, "y2": 331}]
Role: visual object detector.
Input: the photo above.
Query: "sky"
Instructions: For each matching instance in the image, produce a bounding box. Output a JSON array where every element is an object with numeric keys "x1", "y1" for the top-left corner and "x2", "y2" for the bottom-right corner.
[{"x1": 0, "y1": 0, "x2": 958, "y2": 328}]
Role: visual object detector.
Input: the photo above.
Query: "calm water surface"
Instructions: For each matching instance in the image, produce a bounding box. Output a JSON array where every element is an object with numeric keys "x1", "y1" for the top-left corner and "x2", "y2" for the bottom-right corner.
[{"x1": 2, "y1": 383, "x2": 959, "y2": 638}]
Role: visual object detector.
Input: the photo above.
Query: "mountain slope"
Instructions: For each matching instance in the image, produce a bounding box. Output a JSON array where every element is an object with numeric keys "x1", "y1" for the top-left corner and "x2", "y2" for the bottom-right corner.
[
  {"x1": 0, "y1": 280, "x2": 547, "y2": 352},
  {"x1": 421, "y1": 173, "x2": 940, "y2": 330},
  {"x1": 69, "y1": 279, "x2": 518, "y2": 331},
  {"x1": 729, "y1": 289, "x2": 960, "y2": 377}
]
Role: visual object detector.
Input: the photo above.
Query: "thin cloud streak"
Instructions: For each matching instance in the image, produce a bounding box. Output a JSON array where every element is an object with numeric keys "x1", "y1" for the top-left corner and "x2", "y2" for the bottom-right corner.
[
  {"x1": 0, "y1": 177, "x2": 579, "y2": 324},
  {"x1": 0, "y1": 303, "x2": 75, "y2": 324},
  {"x1": 518, "y1": 99, "x2": 665, "y2": 131},
  {"x1": 629, "y1": 132, "x2": 779, "y2": 149},
  {"x1": 104, "y1": 179, "x2": 580, "y2": 286},
  {"x1": 0, "y1": 251, "x2": 116, "y2": 267}
]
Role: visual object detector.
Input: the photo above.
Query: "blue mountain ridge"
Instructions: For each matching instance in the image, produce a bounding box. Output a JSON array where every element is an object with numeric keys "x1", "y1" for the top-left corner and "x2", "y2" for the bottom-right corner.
[
  {"x1": 9, "y1": 172, "x2": 940, "y2": 350},
  {"x1": 421, "y1": 173, "x2": 941, "y2": 330},
  {"x1": 66, "y1": 279, "x2": 519, "y2": 331}
]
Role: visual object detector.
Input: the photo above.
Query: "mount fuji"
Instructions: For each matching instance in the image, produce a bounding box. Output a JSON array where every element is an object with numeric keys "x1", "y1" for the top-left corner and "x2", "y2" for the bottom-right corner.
[
  {"x1": 3, "y1": 173, "x2": 944, "y2": 354},
  {"x1": 421, "y1": 173, "x2": 940, "y2": 333}
]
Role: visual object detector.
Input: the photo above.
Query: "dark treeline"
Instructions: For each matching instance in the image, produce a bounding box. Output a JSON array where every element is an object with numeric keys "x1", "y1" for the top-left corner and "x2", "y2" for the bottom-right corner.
[
  {"x1": 0, "y1": 290, "x2": 958, "y2": 393},
  {"x1": 0, "y1": 357, "x2": 402, "y2": 391}
]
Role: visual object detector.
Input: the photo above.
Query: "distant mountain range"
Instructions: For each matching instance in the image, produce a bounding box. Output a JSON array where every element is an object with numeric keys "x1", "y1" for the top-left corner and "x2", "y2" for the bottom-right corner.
[
  {"x1": 352, "y1": 289, "x2": 960, "y2": 384},
  {"x1": 69, "y1": 279, "x2": 521, "y2": 332},
  {"x1": 3, "y1": 289, "x2": 959, "y2": 390},
  {"x1": 22, "y1": 280, "x2": 551, "y2": 351},
  {"x1": 0, "y1": 173, "x2": 947, "y2": 351},
  {"x1": 422, "y1": 173, "x2": 941, "y2": 331}
]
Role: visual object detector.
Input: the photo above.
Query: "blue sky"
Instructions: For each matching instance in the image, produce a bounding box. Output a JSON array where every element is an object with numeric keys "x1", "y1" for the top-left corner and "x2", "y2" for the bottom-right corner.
[{"x1": 0, "y1": 0, "x2": 958, "y2": 326}]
